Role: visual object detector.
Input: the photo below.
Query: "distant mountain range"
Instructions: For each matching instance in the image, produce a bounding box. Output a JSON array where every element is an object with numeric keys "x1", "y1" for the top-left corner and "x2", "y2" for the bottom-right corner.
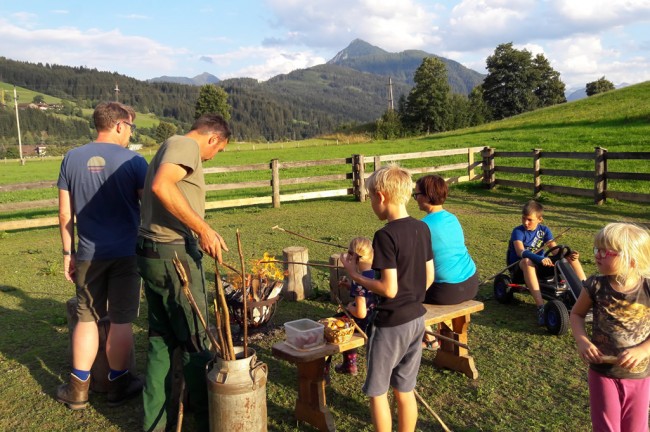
[
  {"x1": 1, "y1": 39, "x2": 486, "y2": 140},
  {"x1": 148, "y1": 72, "x2": 220, "y2": 86},
  {"x1": 149, "y1": 39, "x2": 484, "y2": 95}
]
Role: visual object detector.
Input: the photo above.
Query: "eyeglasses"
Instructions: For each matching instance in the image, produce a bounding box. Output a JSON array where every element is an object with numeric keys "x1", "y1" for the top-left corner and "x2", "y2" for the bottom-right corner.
[
  {"x1": 593, "y1": 247, "x2": 618, "y2": 258},
  {"x1": 412, "y1": 192, "x2": 423, "y2": 199},
  {"x1": 118, "y1": 121, "x2": 136, "y2": 132}
]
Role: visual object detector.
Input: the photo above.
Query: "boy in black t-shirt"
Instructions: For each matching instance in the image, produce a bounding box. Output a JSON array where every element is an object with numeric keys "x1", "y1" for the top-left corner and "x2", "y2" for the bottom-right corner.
[{"x1": 341, "y1": 164, "x2": 434, "y2": 432}]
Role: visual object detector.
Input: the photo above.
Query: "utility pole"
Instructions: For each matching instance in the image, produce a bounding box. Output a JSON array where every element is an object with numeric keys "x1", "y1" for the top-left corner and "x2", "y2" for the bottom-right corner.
[
  {"x1": 387, "y1": 77, "x2": 394, "y2": 111},
  {"x1": 13, "y1": 86, "x2": 24, "y2": 165},
  {"x1": 114, "y1": 83, "x2": 120, "y2": 102}
]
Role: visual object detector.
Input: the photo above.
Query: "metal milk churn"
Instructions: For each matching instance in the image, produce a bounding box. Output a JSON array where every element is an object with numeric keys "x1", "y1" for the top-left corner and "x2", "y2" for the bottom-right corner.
[{"x1": 207, "y1": 347, "x2": 268, "y2": 431}]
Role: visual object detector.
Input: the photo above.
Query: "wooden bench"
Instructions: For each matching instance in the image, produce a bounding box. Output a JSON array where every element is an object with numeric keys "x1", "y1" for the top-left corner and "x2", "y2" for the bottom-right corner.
[{"x1": 271, "y1": 299, "x2": 484, "y2": 432}]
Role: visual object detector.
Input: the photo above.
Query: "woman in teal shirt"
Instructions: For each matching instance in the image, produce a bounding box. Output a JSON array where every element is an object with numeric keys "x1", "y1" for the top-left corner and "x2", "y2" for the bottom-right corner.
[{"x1": 414, "y1": 175, "x2": 478, "y2": 305}]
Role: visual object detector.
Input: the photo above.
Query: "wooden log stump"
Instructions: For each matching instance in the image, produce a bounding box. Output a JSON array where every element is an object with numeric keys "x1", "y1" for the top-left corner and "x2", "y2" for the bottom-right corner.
[
  {"x1": 282, "y1": 246, "x2": 311, "y2": 301},
  {"x1": 328, "y1": 253, "x2": 351, "y2": 304},
  {"x1": 66, "y1": 297, "x2": 136, "y2": 393}
]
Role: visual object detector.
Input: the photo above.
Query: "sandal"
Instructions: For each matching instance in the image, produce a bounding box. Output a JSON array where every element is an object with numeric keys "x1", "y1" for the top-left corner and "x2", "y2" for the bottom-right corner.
[{"x1": 422, "y1": 337, "x2": 439, "y2": 351}]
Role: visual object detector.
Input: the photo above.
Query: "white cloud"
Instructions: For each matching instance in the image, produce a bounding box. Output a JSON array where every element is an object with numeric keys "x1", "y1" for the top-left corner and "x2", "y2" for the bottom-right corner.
[
  {"x1": 201, "y1": 45, "x2": 325, "y2": 80},
  {"x1": 0, "y1": 19, "x2": 184, "y2": 79},
  {"x1": 552, "y1": 0, "x2": 650, "y2": 26},
  {"x1": 264, "y1": 0, "x2": 438, "y2": 52}
]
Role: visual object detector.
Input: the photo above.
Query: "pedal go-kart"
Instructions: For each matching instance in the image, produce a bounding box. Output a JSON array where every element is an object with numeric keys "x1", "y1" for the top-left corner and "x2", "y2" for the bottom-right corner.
[{"x1": 493, "y1": 245, "x2": 584, "y2": 335}]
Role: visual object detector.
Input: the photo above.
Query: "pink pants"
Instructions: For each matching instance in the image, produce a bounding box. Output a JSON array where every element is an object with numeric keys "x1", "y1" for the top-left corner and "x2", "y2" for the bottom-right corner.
[{"x1": 588, "y1": 369, "x2": 650, "y2": 432}]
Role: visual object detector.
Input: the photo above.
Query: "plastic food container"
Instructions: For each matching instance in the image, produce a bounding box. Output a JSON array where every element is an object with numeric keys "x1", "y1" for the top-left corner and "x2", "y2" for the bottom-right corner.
[{"x1": 284, "y1": 318, "x2": 325, "y2": 351}]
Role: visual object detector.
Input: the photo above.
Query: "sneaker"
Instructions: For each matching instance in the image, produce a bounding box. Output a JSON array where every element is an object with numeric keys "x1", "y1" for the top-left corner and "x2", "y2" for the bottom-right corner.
[{"x1": 537, "y1": 305, "x2": 546, "y2": 326}]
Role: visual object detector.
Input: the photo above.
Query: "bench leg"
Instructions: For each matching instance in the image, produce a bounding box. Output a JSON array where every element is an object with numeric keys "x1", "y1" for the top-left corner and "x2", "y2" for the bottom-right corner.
[
  {"x1": 294, "y1": 358, "x2": 336, "y2": 432},
  {"x1": 433, "y1": 314, "x2": 479, "y2": 379}
]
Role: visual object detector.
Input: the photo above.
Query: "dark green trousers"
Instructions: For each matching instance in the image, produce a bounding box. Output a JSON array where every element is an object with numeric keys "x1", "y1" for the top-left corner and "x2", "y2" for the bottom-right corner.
[{"x1": 137, "y1": 238, "x2": 212, "y2": 432}]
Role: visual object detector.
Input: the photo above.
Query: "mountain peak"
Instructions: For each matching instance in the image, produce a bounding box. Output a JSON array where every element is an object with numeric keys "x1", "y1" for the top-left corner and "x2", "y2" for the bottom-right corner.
[{"x1": 328, "y1": 39, "x2": 387, "y2": 64}]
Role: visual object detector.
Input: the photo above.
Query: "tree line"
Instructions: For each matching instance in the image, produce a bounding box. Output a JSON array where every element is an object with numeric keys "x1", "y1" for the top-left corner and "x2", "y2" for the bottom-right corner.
[
  {"x1": 0, "y1": 46, "x2": 617, "y2": 156},
  {"x1": 373, "y1": 43, "x2": 616, "y2": 139}
]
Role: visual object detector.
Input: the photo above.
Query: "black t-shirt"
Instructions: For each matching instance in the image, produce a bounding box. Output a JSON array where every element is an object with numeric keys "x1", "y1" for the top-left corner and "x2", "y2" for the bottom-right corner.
[{"x1": 372, "y1": 216, "x2": 433, "y2": 327}]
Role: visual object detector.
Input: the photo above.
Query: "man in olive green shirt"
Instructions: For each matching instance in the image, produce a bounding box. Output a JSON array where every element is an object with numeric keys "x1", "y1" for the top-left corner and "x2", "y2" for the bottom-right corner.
[{"x1": 137, "y1": 114, "x2": 231, "y2": 432}]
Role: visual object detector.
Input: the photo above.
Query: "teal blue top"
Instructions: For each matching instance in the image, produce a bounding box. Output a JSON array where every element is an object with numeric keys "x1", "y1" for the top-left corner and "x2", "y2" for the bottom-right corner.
[{"x1": 422, "y1": 210, "x2": 476, "y2": 283}]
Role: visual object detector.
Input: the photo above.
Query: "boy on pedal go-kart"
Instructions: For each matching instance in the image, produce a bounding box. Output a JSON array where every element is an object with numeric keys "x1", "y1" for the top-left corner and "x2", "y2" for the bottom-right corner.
[{"x1": 507, "y1": 200, "x2": 587, "y2": 325}]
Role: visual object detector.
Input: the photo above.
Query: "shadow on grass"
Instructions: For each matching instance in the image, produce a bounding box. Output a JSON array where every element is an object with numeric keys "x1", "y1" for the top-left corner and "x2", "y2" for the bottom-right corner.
[{"x1": 0, "y1": 284, "x2": 143, "y2": 431}]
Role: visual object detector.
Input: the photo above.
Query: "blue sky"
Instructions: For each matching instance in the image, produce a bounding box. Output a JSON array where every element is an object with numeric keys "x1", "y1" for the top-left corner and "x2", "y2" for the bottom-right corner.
[{"x1": 1, "y1": 0, "x2": 649, "y2": 91}]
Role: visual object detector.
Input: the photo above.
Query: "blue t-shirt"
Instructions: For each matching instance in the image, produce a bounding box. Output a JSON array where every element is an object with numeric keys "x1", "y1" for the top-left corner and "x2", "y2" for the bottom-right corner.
[
  {"x1": 57, "y1": 142, "x2": 148, "y2": 260},
  {"x1": 422, "y1": 210, "x2": 476, "y2": 283},
  {"x1": 506, "y1": 224, "x2": 553, "y2": 265}
]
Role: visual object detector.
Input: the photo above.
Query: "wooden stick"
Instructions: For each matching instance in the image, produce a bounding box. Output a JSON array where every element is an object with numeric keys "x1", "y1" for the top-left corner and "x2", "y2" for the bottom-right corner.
[
  {"x1": 175, "y1": 378, "x2": 185, "y2": 432},
  {"x1": 172, "y1": 254, "x2": 221, "y2": 355},
  {"x1": 479, "y1": 227, "x2": 572, "y2": 285},
  {"x1": 272, "y1": 225, "x2": 347, "y2": 250},
  {"x1": 425, "y1": 330, "x2": 470, "y2": 350},
  {"x1": 215, "y1": 261, "x2": 236, "y2": 361},
  {"x1": 258, "y1": 260, "x2": 341, "y2": 269},
  {"x1": 213, "y1": 299, "x2": 227, "y2": 360},
  {"x1": 334, "y1": 295, "x2": 368, "y2": 340},
  {"x1": 414, "y1": 389, "x2": 452, "y2": 432},
  {"x1": 236, "y1": 229, "x2": 248, "y2": 358},
  {"x1": 220, "y1": 261, "x2": 242, "y2": 276}
]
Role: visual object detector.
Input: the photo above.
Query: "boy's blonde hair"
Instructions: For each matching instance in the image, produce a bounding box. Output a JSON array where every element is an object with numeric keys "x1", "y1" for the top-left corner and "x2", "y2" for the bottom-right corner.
[
  {"x1": 349, "y1": 236, "x2": 373, "y2": 265},
  {"x1": 594, "y1": 222, "x2": 650, "y2": 286},
  {"x1": 365, "y1": 164, "x2": 413, "y2": 205}
]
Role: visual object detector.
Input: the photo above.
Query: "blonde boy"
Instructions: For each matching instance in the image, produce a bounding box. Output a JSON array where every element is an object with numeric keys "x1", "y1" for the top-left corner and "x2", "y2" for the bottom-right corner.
[{"x1": 341, "y1": 164, "x2": 434, "y2": 432}]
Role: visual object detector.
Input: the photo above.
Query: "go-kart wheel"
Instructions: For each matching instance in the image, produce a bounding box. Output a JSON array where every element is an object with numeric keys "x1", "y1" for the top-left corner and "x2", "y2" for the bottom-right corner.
[
  {"x1": 494, "y1": 274, "x2": 514, "y2": 304},
  {"x1": 544, "y1": 299, "x2": 569, "y2": 335}
]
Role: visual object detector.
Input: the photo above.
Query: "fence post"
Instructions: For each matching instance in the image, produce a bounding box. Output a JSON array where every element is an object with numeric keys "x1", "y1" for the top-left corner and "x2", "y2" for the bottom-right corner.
[
  {"x1": 533, "y1": 149, "x2": 542, "y2": 198},
  {"x1": 373, "y1": 155, "x2": 381, "y2": 171},
  {"x1": 594, "y1": 147, "x2": 608, "y2": 205},
  {"x1": 467, "y1": 148, "x2": 475, "y2": 181},
  {"x1": 271, "y1": 158, "x2": 280, "y2": 208},
  {"x1": 481, "y1": 147, "x2": 495, "y2": 189},
  {"x1": 352, "y1": 154, "x2": 366, "y2": 202}
]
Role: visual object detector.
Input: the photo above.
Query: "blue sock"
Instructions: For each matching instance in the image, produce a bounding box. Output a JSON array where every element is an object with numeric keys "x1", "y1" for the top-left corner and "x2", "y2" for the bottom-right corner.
[
  {"x1": 108, "y1": 369, "x2": 128, "y2": 381},
  {"x1": 71, "y1": 369, "x2": 90, "y2": 381}
]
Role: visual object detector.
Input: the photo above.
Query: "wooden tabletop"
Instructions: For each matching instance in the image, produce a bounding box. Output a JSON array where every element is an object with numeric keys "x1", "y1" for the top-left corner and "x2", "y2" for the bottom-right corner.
[{"x1": 272, "y1": 335, "x2": 366, "y2": 363}]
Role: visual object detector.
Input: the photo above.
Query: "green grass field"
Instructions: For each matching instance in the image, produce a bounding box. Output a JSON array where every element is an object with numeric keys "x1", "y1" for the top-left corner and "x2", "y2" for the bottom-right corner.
[
  {"x1": 0, "y1": 80, "x2": 649, "y2": 430},
  {"x1": 1, "y1": 184, "x2": 648, "y2": 431}
]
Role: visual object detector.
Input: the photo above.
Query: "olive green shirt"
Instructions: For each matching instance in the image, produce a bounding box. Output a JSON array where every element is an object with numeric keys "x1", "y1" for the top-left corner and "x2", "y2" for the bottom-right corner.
[{"x1": 139, "y1": 135, "x2": 205, "y2": 242}]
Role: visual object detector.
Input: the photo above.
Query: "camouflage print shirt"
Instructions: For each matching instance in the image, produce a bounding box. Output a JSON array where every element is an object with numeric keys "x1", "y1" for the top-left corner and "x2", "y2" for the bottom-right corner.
[{"x1": 585, "y1": 275, "x2": 650, "y2": 379}]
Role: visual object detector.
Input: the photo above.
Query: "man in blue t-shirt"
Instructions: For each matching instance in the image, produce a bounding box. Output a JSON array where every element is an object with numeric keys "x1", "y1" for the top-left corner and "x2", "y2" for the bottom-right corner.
[{"x1": 56, "y1": 102, "x2": 148, "y2": 410}]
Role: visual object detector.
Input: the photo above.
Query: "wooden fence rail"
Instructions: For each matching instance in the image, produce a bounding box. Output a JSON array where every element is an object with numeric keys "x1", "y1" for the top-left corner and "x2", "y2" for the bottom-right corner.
[
  {"x1": 0, "y1": 147, "x2": 483, "y2": 231},
  {"x1": 481, "y1": 146, "x2": 650, "y2": 205}
]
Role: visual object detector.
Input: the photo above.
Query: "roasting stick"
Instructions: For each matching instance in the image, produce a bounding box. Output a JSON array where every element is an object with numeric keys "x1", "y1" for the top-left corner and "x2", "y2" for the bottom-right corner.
[
  {"x1": 272, "y1": 225, "x2": 347, "y2": 250},
  {"x1": 334, "y1": 295, "x2": 368, "y2": 341},
  {"x1": 236, "y1": 230, "x2": 248, "y2": 358},
  {"x1": 213, "y1": 299, "x2": 227, "y2": 360},
  {"x1": 414, "y1": 390, "x2": 452, "y2": 432},
  {"x1": 425, "y1": 329, "x2": 470, "y2": 350},
  {"x1": 172, "y1": 254, "x2": 221, "y2": 355},
  {"x1": 258, "y1": 260, "x2": 341, "y2": 269},
  {"x1": 175, "y1": 379, "x2": 185, "y2": 432},
  {"x1": 214, "y1": 262, "x2": 236, "y2": 360}
]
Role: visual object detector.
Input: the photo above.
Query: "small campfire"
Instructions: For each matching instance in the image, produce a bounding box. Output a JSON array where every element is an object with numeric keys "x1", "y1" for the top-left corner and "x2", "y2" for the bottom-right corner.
[{"x1": 224, "y1": 253, "x2": 285, "y2": 329}]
